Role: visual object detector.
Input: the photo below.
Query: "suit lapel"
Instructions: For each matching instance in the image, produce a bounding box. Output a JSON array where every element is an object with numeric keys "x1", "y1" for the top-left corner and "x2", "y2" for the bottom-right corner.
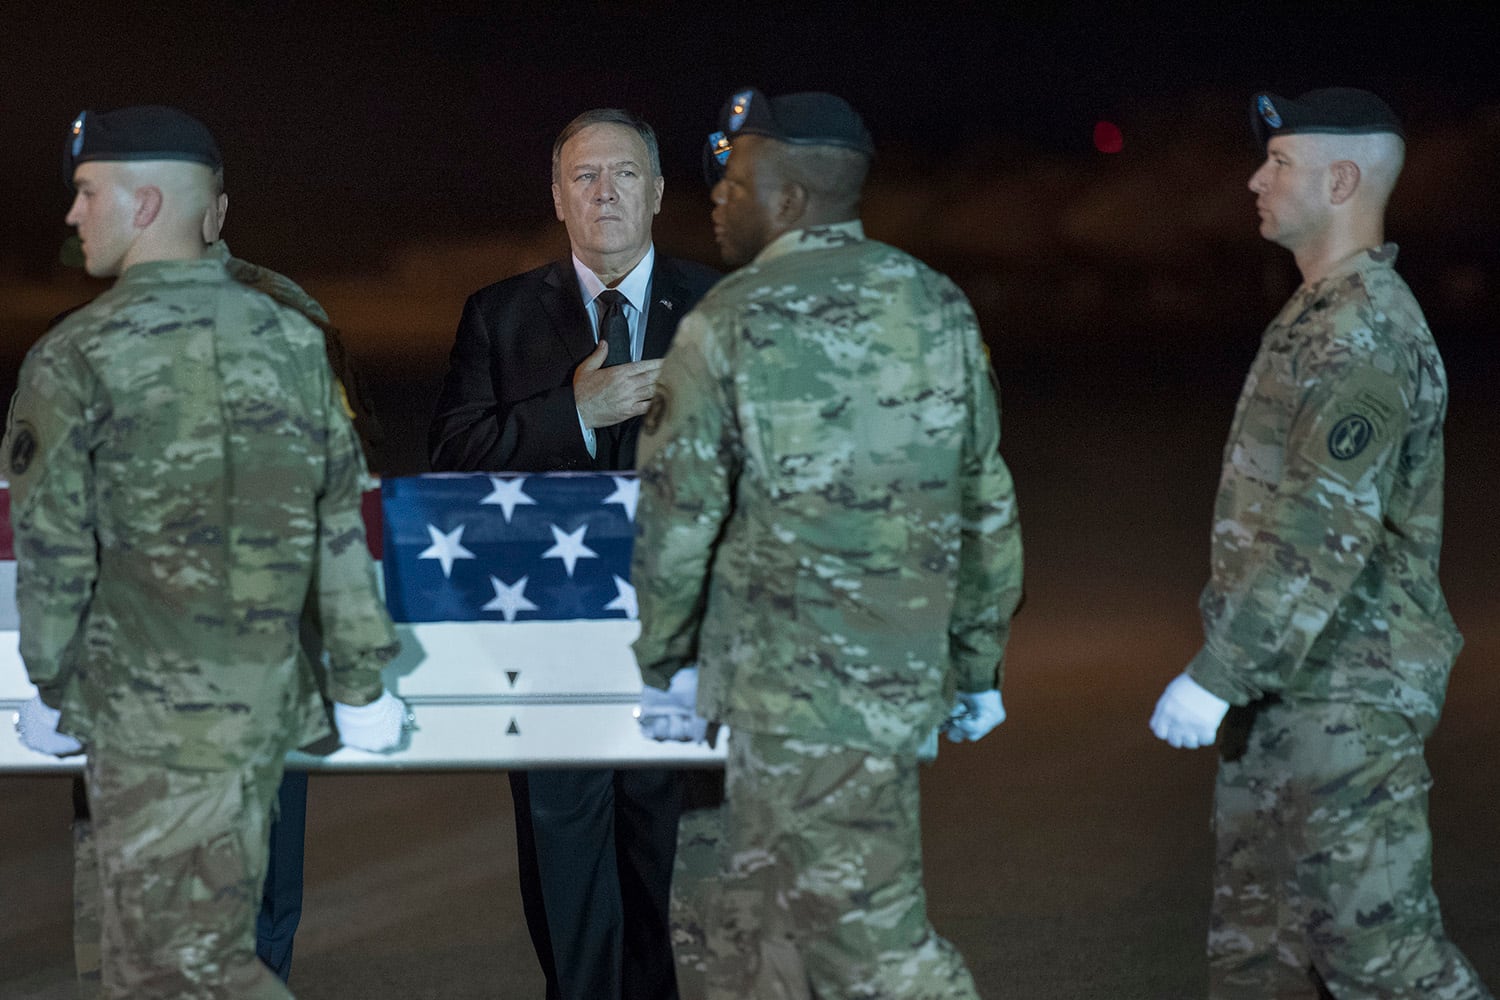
[
  {"x1": 538, "y1": 259, "x2": 595, "y2": 363},
  {"x1": 642, "y1": 256, "x2": 684, "y2": 362}
]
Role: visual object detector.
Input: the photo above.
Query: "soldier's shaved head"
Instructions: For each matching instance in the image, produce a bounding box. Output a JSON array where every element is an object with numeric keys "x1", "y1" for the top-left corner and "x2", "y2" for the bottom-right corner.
[
  {"x1": 66, "y1": 159, "x2": 219, "y2": 276},
  {"x1": 711, "y1": 134, "x2": 872, "y2": 267},
  {"x1": 128, "y1": 159, "x2": 220, "y2": 237},
  {"x1": 775, "y1": 142, "x2": 870, "y2": 219},
  {"x1": 1249, "y1": 129, "x2": 1406, "y2": 285},
  {"x1": 1307, "y1": 131, "x2": 1405, "y2": 211}
]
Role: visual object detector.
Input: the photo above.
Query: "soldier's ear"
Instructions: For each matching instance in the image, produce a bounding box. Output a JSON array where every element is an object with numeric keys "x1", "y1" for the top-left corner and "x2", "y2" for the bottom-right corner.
[
  {"x1": 134, "y1": 185, "x2": 163, "y2": 229},
  {"x1": 203, "y1": 193, "x2": 228, "y2": 244},
  {"x1": 776, "y1": 181, "x2": 808, "y2": 227},
  {"x1": 1329, "y1": 160, "x2": 1361, "y2": 205}
]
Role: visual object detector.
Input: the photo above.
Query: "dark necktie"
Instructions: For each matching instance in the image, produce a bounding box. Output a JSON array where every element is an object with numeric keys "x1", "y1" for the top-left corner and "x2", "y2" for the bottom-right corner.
[{"x1": 596, "y1": 289, "x2": 632, "y2": 367}]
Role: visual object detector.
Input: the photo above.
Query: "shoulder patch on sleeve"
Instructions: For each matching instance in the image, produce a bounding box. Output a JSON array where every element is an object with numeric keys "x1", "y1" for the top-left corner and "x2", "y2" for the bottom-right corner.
[
  {"x1": 336, "y1": 380, "x2": 357, "y2": 420},
  {"x1": 643, "y1": 385, "x2": 670, "y2": 438},
  {"x1": 8, "y1": 422, "x2": 37, "y2": 476},
  {"x1": 1326, "y1": 385, "x2": 1398, "y2": 461},
  {"x1": 1326, "y1": 414, "x2": 1374, "y2": 460}
]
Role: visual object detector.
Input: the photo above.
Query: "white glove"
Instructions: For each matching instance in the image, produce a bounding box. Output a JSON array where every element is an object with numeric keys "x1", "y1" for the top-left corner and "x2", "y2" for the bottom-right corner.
[
  {"x1": 1150, "y1": 672, "x2": 1230, "y2": 748},
  {"x1": 636, "y1": 666, "x2": 708, "y2": 743},
  {"x1": 944, "y1": 689, "x2": 1006, "y2": 743},
  {"x1": 15, "y1": 695, "x2": 84, "y2": 756},
  {"x1": 333, "y1": 690, "x2": 410, "y2": 752}
]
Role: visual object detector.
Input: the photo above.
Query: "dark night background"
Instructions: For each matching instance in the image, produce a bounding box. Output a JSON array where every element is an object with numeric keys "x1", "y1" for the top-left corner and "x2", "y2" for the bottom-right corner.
[{"x1": 3, "y1": 3, "x2": 1498, "y2": 997}]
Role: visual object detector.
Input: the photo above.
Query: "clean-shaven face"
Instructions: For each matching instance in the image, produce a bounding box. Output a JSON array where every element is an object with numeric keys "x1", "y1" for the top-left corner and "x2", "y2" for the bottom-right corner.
[
  {"x1": 710, "y1": 134, "x2": 782, "y2": 269},
  {"x1": 551, "y1": 123, "x2": 663, "y2": 271},
  {"x1": 1248, "y1": 134, "x2": 1333, "y2": 252},
  {"x1": 66, "y1": 161, "x2": 139, "y2": 277}
]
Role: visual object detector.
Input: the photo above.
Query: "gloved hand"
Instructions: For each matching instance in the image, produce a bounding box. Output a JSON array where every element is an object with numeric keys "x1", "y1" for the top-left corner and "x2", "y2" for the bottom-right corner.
[
  {"x1": 333, "y1": 690, "x2": 410, "y2": 752},
  {"x1": 636, "y1": 666, "x2": 708, "y2": 743},
  {"x1": 1150, "y1": 672, "x2": 1230, "y2": 748},
  {"x1": 944, "y1": 689, "x2": 1006, "y2": 743},
  {"x1": 15, "y1": 695, "x2": 84, "y2": 756}
]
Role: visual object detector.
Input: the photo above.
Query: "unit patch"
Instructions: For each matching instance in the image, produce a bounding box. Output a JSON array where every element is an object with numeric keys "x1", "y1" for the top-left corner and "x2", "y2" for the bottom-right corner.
[
  {"x1": 1327, "y1": 414, "x2": 1374, "y2": 460},
  {"x1": 8, "y1": 422, "x2": 37, "y2": 476}
]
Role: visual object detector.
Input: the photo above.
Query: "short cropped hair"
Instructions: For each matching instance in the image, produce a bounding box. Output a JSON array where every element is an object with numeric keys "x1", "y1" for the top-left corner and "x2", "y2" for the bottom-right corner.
[{"x1": 551, "y1": 108, "x2": 661, "y2": 182}]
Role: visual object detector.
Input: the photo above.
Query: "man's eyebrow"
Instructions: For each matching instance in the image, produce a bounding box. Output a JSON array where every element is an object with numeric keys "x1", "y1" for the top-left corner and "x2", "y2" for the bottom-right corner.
[{"x1": 572, "y1": 159, "x2": 641, "y2": 171}]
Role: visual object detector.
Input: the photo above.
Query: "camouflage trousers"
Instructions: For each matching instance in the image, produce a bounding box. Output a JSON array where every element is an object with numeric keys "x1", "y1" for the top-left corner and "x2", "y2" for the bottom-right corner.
[
  {"x1": 669, "y1": 804, "x2": 721, "y2": 999},
  {"x1": 73, "y1": 812, "x2": 102, "y2": 998},
  {"x1": 82, "y1": 750, "x2": 293, "y2": 999},
  {"x1": 1210, "y1": 699, "x2": 1491, "y2": 999},
  {"x1": 697, "y1": 730, "x2": 979, "y2": 1000}
]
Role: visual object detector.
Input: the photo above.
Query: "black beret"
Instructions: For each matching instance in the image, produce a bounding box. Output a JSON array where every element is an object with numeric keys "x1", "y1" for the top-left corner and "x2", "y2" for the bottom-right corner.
[
  {"x1": 705, "y1": 86, "x2": 873, "y2": 181},
  {"x1": 65, "y1": 105, "x2": 221, "y2": 183},
  {"x1": 1250, "y1": 88, "x2": 1405, "y2": 147}
]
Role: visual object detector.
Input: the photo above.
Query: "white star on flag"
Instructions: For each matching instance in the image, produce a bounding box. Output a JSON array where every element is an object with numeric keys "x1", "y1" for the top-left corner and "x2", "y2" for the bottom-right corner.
[
  {"x1": 482, "y1": 575, "x2": 539, "y2": 622},
  {"x1": 480, "y1": 476, "x2": 537, "y2": 522},
  {"x1": 541, "y1": 523, "x2": 598, "y2": 577},
  {"x1": 417, "y1": 523, "x2": 475, "y2": 578},
  {"x1": 601, "y1": 476, "x2": 640, "y2": 521},
  {"x1": 604, "y1": 575, "x2": 638, "y2": 619}
]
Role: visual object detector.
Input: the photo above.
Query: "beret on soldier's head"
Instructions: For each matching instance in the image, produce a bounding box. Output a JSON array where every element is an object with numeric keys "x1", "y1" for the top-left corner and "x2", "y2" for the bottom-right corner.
[
  {"x1": 65, "y1": 105, "x2": 221, "y2": 183},
  {"x1": 1251, "y1": 88, "x2": 1405, "y2": 147},
  {"x1": 705, "y1": 86, "x2": 873, "y2": 181},
  {"x1": 723, "y1": 87, "x2": 873, "y2": 153}
]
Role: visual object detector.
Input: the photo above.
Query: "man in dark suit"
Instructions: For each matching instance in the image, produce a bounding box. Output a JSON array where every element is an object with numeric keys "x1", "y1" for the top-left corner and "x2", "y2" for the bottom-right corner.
[{"x1": 428, "y1": 108, "x2": 717, "y2": 1000}]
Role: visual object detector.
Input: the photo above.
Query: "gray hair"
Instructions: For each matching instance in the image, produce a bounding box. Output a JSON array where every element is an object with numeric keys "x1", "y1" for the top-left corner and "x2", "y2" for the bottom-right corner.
[{"x1": 551, "y1": 108, "x2": 661, "y2": 182}]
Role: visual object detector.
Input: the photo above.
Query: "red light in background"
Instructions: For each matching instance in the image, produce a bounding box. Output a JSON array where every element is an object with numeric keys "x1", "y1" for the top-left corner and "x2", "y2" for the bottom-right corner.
[{"x1": 1093, "y1": 120, "x2": 1124, "y2": 154}]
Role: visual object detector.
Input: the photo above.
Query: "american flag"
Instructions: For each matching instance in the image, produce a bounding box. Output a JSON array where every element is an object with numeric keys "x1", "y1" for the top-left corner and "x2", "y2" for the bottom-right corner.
[
  {"x1": 2, "y1": 475, "x2": 724, "y2": 771},
  {"x1": 382, "y1": 473, "x2": 640, "y2": 625}
]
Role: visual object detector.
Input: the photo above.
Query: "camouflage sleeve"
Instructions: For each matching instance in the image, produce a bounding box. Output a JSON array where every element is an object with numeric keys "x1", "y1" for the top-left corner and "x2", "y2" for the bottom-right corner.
[
  {"x1": 949, "y1": 299, "x2": 1024, "y2": 694},
  {"x1": 309, "y1": 353, "x2": 399, "y2": 705},
  {"x1": 3, "y1": 339, "x2": 99, "y2": 708},
  {"x1": 223, "y1": 249, "x2": 384, "y2": 468},
  {"x1": 1187, "y1": 359, "x2": 1407, "y2": 704},
  {"x1": 631, "y1": 309, "x2": 738, "y2": 690}
]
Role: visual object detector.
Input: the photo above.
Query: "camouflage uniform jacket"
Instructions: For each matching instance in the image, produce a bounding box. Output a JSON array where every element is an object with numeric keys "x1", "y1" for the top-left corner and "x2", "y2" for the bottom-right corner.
[
  {"x1": 211, "y1": 241, "x2": 386, "y2": 467},
  {"x1": 1187, "y1": 244, "x2": 1460, "y2": 733},
  {"x1": 3, "y1": 255, "x2": 398, "y2": 768},
  {"x1": 632, "y1": 222, "x2": 1023, "y2": 755}
]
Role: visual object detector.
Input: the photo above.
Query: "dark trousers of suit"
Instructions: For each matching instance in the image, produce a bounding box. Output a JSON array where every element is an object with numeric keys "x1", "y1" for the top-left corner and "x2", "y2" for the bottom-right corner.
[
  {"x1": 256, "y1": 769, "x2": 308, "y2": 982},
  {"x1": 510, "y1": 767, "x2": 683, "y2": 1000}
]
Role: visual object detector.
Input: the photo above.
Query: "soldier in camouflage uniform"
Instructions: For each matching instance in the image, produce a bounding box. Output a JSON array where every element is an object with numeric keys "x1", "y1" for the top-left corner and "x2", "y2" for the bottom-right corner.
[
  {"x1": 65, "y1": 233, "x2": 378, "y2": 996},
  {"x1": 632, "y1": 89, "x2": 1022, "y2": 1000},
  {"x1": 1149, "y1": 89, "x2": 1491, "y2": 998},
  {"x1": 6, "y1": 106, "x2": 408, "y2": 999}
]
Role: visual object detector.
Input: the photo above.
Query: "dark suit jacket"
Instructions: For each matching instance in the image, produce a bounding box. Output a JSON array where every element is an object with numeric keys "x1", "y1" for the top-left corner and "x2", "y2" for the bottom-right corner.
[{"x1": 428, "y1": 253, "x2": 719, "y2": 473}]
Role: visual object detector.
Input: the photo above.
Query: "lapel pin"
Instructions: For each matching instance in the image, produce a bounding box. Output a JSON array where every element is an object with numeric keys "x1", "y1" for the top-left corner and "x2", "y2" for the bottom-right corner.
[{"x1": 659, "y1": 299, "x2": 673, "y2": 311}]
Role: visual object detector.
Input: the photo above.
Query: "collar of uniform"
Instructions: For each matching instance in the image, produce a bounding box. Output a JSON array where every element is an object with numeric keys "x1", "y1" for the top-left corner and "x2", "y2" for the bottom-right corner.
[
  {"x1": 1310, "y1": 242, "x2": 1400, "y2": 293},
  {"x1": 1279, "y1": 243, "x2": 1399, "y2": 329},
  {"x1": 116, "y1": 255, "x2": 230, "y2": 286},
  {"x1": 753, "y1": 220, "x2": 866, "y2": 267}
]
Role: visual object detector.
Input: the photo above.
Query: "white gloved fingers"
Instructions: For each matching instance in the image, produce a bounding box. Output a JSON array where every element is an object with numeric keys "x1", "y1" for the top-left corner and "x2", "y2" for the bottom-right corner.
[
  {"x1": 945, "y1": 689, "x2": 1006, "y2": 743},
  {"x1": 639, "y1": 684, "x2": 676, "y2": 714},
  {"x1": 333, "y1": 690, "x2": 408, "y2": 753},
  {"x1": 639, "y1": 714, "x2": 668, "y2": 741},
  {"x1": 681, "y1": 714, "x2": 708, "y2": 743},
  {"x1": 15, "y1": 695, "x2": 84, "y2": 756},
  {"x1": 662, "y1": 713, "x2": 702, "y2": 742},
  {"x1": 637, "y1": 709, "x2": 706, "y2": 743},
  {"x1": 1150, "y1": 673, "x2": 1229, "y2": 749},
  {"x1": 666, "y1": 665, "x2": 699, "y2": 709},
  {"x1": 638, "y1": 671, "x2": 707, "y2": 743},
  {"x1": 1149, "y1": 698, "x2": 1172, "y2": 741}
]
